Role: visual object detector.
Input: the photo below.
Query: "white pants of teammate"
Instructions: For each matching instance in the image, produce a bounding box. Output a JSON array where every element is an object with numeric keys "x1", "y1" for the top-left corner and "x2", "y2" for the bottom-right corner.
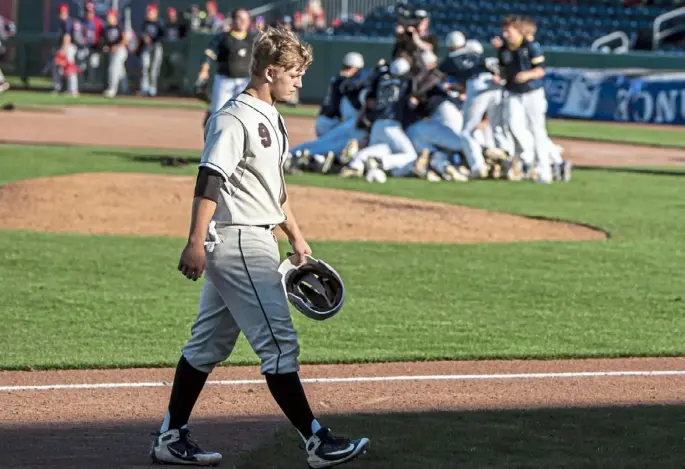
[
  {"x1": 140, "y1": 43, "x2": 163, "y2": 95},
  {"x1": 313, "y1": 97, "x2": 360, "y2": 137},
  {"x1": 462, "y1": 87, "x2": 509, "y2": 150},
  {"x1": 406, "y1": 118, "x2": 487, "y2": 178},
  {"x1": 431, "y1": 100, "x2": 463, "y2": 135},
  {"x1": 340, "y1": 97, "x2": 360, "y2": 122},
  {"x1": 291, "y1": 118, "x2": 368, "y2": 158},
  {"x1": 348, "y1": 119, "x2": 417, "y2": 177},
  {"x1": 105, "y1": 46, "x2": 128, "y2": 96},
  {"x1": 211, "y1": 74, "x2": 249, "y2": 114},
  {"x1": 52, "y1": 44, "x2": 79, "y2": 94},
  {"x1": 505, "y1": 87, "x2": 553, "y2": 179},
  {"x1": 314, "y1": 115, "x2": 340, "y2": 137}
]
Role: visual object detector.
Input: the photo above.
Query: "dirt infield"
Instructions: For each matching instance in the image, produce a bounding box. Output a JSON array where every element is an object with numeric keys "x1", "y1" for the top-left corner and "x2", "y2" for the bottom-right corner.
[
  {"x1": 0, "y1": 172, "x2": 606, "y2": 243},
  {"x1": 0, "y1": 104, "x2": 683, "y2": 468},
  {"x1": 1, "y1": 105, "x2": 685, "y2": 167}
]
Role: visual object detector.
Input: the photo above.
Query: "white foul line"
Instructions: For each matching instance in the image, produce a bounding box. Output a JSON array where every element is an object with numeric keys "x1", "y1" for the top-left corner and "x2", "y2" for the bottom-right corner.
[{"x1": 1, "y1": 370, "x2": 684, "y2": 392}]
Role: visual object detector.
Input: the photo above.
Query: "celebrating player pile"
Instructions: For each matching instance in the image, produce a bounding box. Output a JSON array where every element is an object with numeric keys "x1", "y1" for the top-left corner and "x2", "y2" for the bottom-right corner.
[{"x1": 290, "y1": 12, "x2": 571, "y2": 184}]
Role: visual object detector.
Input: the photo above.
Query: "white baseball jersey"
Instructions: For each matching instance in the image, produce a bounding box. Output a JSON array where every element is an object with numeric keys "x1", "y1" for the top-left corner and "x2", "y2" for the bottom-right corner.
[{"x1": 200, "y1": 92, "x2": 289, "y2": 226}]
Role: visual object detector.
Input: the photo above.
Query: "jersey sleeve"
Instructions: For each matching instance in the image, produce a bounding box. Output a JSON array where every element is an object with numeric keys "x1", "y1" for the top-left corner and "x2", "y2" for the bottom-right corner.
[
  {"x1": 528, "y1": 41, "x2": 545, "y2": 67},
  {"x1": 199, "y1": 113, "x2": 246, "y2": 182},
  {"x1": 204, "y1": 33, "x2": 222, "y2": 62}
]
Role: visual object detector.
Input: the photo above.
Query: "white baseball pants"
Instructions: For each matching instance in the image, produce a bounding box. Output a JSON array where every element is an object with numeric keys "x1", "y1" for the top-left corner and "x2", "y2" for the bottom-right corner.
[
  {"x1": 348, "y1": 119, "x2": 417, "y2": 177},
  {"x1": 210, "y1": 74, "x2": 249, "y2": 114},
  {"x1": 182, "y1": 225, "x2": 300, "y2": 375},
  {"x1": 406, "y1": 119, "x2": 487, "y2": 178},
  {"x1": 506, "y1": 87, "x2": 552, "y2": 177},
  {"x1": 291, "y1": 118, "x2": 368, "y2": 157}
]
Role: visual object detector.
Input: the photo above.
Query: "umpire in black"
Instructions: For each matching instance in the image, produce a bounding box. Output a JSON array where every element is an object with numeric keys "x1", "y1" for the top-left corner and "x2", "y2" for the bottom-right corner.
[{"x1": 196, "y1": 8, "x2": 256, "y2": 127}]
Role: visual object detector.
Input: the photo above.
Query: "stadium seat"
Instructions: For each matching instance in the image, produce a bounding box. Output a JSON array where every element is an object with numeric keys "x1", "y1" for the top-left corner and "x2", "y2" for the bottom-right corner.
[{"x1": 332, "y1": 0, "x2": 681, "y2": 52}]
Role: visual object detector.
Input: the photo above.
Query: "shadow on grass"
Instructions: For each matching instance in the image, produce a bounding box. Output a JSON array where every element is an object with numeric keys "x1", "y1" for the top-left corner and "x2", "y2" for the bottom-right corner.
[
  {"x1": 3, "y1": 405, "x2": 682, "y2": 468},
  {"x1": 91, "y1": 151, "x2": 202, "y2": 168},
  {"x1": 238, "y1": 405, "x2": 685, "y2": 469},
  {"x1": 576, "y1": 165, "x2": 685, "y2": 177}
]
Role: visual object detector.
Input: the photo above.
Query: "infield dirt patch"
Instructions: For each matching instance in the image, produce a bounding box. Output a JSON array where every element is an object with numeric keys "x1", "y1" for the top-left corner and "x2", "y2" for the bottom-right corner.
[{"x1": 0, "y1": 172, "x2": 606, "y2": 243}]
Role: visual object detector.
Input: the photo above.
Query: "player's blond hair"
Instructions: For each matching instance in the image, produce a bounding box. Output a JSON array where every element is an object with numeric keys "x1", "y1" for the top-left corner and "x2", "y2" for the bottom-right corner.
[{"x1": 250, "y1": 26, "x2": 313, "y2": 76}]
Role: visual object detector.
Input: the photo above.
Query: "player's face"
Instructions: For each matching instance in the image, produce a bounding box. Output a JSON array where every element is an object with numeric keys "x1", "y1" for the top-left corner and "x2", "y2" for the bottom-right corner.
[
  {"x1": 234, "y1": 11, "x2": 250, "y2": 32},
  {"x1": 107, "y1": 13, "x2": 117, "y2": 25},
  {"x1": 269, "y1": 66, "x2": 304, "y2": 101},
  {"x1": 502, "y1": 24, "x2": 522, "y2": 45},
  {"x1": 148, "y1": 10, "x2": 158, "y2": 21}
]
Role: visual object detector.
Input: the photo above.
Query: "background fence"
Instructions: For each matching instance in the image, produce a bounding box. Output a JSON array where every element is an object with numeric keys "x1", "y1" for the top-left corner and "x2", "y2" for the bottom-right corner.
[{"x1": 4, "y1": 31, "x2": 685, "y2": 125}]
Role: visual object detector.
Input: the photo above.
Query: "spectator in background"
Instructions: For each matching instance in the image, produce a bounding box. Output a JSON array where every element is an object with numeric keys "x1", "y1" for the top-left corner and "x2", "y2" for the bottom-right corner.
[
  {"x1": 254, "y1": 16, "x2": 266, "y2": 31},
  {"x1": 199, "y1": 1, "x2": 225, "y2": 33},
  {"x1": 166, "y1": 7, "x2": 188, "y2": 42},
  {"x1": 164, "y1": 7, "x2": 188, "y2": 93},
  {"x1": 0, "y1": 14, "x2": 16, "y2": 92},
  {"x1": 53, "y1": 3, "x2": 80, "y2": 96},
  {"x1": 307, "y1": 0, "x2": 326, "y2": 31},
  {"x1": 278, "y1": 16, "x2": 294, "y2": 32},
  {"x1": 187, "y1": 4, "x2": 202, "y2": 31},
  {"x1": 137, "y1": 3, "x2": 165, "y2": 96},
  {"x1": 79, "y1": 2, "x2": 104, "y2": 88}
]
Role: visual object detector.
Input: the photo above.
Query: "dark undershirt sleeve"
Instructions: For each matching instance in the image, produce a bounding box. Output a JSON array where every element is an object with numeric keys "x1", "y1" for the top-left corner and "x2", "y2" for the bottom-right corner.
[{"x1": 194, "y1": 166, "x2": 224, "y2": 202}]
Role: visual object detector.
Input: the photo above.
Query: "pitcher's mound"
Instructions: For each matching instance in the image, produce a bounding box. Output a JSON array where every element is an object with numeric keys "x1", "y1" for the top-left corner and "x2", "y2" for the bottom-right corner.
[{"x1": 0, "y1": 173, "x2": 606, "y2": 243}]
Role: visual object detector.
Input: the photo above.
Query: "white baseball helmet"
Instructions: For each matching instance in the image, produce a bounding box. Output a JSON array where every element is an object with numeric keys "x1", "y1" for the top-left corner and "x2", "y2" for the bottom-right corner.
[
  {"x1": 342, "y1": 52, "x2": 364, "y2": 69},
  {"x1": 278, "y1": 254, "x2": 345, "y2": 321},
  {"x1": 390, "y1": 57, "x2": 411, "y2": 76},
  {"x1": 446, "y1": 31, "x2": 466, "y2": 49},
  {"x1": 465, "y1": 39, "x2": 484, "y2": 55}
]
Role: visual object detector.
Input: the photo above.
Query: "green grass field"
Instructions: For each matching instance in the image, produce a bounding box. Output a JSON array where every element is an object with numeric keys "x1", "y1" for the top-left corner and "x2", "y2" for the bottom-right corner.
[
  {"x1": 1, "y1": 100, "x2": 684, "y2": 468},
  {"x1": 1, "y1": 143, "x2": 684, "y2": 370}
]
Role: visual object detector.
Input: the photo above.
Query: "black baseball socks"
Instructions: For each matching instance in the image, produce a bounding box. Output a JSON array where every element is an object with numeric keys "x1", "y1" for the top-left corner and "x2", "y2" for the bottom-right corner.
[
  {"x1": 265, "y1": 371, "x2": 318, "y2": 439},
  {"x1": 160, "y1": 354, "x2": 209, "y2": 432}
]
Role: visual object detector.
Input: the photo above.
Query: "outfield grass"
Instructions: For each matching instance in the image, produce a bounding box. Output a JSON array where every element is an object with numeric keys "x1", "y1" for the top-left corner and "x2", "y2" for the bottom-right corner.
[
  {"x1": 2, "y1": 88, "x2": 685, "y2": 147},
  {"x1": 0, "y1": 143, "x2": 684, "y2": 370}
]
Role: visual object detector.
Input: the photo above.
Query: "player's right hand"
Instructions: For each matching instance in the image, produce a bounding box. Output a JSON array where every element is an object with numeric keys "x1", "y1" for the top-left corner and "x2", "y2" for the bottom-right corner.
[{"x1": 178, "y1": 242, "x2": 206, "y2": 281}]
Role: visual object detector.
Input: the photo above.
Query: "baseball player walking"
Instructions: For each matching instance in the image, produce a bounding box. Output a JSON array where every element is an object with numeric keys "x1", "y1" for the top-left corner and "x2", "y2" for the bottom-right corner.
[
  {"x1": 138, "y1": 4, "x2": 165, "y2": 97},
  {"x1": 495, "y1": 16, "x2": 553, "y2": 183},
  {"x1": 102, "y1": 9, "x2": 128, "y2": 98},
  {"x1": 149, "y1": 26, "x2": 370, "y2": 468},
  {"x1": 198, "y1": 8, "x2": 256, "y2": 127}
]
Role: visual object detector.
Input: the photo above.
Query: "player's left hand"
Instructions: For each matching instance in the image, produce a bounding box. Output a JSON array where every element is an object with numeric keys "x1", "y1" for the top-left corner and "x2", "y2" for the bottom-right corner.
[{"x1": 290, "y1": 237, "x2": 312, "y2": 267}]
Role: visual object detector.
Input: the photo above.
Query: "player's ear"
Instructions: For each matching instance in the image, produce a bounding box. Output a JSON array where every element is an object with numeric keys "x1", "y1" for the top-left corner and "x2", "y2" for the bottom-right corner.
[{"x1": 265, "y1": 66, "x2": 275, "y2": 84}]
